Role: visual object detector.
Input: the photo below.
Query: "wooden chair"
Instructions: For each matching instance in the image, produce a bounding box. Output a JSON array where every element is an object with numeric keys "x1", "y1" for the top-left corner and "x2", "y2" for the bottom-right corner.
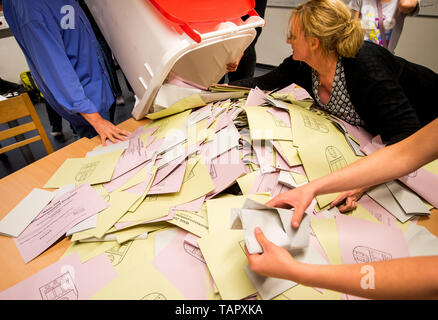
[{"x1": 0, "y1": 93, "x2": 54, "y2": 159}]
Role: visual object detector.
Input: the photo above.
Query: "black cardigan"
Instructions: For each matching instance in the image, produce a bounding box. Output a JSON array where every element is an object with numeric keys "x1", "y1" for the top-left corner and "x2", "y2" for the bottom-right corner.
[{"x1": 231, "y1": 41, "x2": 438, "y2": 145}]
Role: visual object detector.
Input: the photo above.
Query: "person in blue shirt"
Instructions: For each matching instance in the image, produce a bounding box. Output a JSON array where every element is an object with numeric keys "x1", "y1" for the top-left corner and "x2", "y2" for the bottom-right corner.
[{"x1": 3, "y1": 0, "x2": 130, "y2": 145}]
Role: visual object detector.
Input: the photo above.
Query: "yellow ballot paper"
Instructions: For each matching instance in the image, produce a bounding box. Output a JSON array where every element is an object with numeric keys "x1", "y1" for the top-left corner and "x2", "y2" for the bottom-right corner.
[
  {"x1": 107, "y1": 237, "x2": 156, "y2": 271},
  {"x1": 168, "y1": 204, "x2": 209, "y2": 238},
  {"x1": 287, "y1": 103, "x2": 361, "y2": 207},
  {"x1": 62, "y1": 239, "x2": 118, "y2": 263},
  {"x1": 198, "y1": 229, "x2": 256, "y2": 300},
  {"x1": 121, "y1": 159, "x2": 214, "y2": 223},
  {"x1": 69, "y1": 228, "x2": 95, "y2": 242},
  {"x1": 44, "y1": 149, "x2": 124, "y2": 188},
  {"x1": 298, "y1": 140, "x2": 360, "y2": 207},
  {"x1": 423, "y1": 158, "x2": 438, "y2": 175},
  {"x1": 206, "y1": 194, "x2": 271, "y2": 234},
  {"x1": 92, "y1": 191, "x2": 142, "y2": 239},
  {"x1": 244, "y1": 106, "x2": 293, "y2": 141},
  {"x1": 118, "y1": 164, "x2": 157, "y2": 192},
  {"x1": 346, "y1": 204, "x2": 381, "y2": 224},
  {"x1": 114, "y1": 222, "x2": 167, "y2": 244},
  {"x1": 310, "y1": 218, "x2": 342, "y2": 265},
  {"x1": 290, "y1": 171, "x2": 308, "y2": 185},
  {"x1": 236, "y1": 171, "x2": 260, "y2": 195},
  {"x1": 287, "y1": 103, "x2": 336, "y2": 146},
  {"x1": 187, "y1": 117, "x2": 213, "y2": 146},
  {"x1": 146, "y1": 94, "x2": 206, "y2": 120},
  {"x1": 275, "y1": 140, "x2": 302, "y2": 167},
  {"x1": 91, "y1": 259, "x2": 185, "y2": 300},
  {"x1": 145, "y1": 109, "x2": 191, "y2": 139}
]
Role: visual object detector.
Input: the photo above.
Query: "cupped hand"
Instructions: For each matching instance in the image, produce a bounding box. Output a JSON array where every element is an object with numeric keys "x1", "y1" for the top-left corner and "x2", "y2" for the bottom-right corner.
[
  {"x1": 245, "y1": 227, "x2": 298, "y2": 279},
  {"x1": 330, "y1": 187, "x2": 367, "y2": 212},
  {"x1": 226, "y1": 62, "x2": 239, "y2": 73}
]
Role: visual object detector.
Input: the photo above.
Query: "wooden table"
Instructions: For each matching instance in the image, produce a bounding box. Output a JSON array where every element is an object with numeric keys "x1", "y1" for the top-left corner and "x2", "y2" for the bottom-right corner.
[
  {"x1": 0, "y1": 117, "x2": 149, "y2": 292},
  {"x1": 0, "y1": 116, "x2": 437, "y2": 293}
]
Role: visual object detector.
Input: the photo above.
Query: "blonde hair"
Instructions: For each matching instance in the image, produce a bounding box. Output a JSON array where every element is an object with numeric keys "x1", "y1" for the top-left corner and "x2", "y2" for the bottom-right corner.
[{"x1": 289, "y1": 0, "x2": 364, "y2": 57}]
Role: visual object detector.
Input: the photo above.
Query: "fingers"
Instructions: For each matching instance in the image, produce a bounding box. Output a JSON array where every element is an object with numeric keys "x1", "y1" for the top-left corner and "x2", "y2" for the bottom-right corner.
[
  {"x1": 100, "y1": 135, "x2": 107, "y2": 147},
  {"x1": 330, "y1": 192, "x2": 348, "y2": 208},
  {"x1": 98, "y1": 127, "x2": 130, "y2": 146},
  {"x1": 118, "y1": 129, "x2": 131, "y2": 137},
  {"x1": 265, "y1": 196, "x2": 291, "y2": 209},
  {"x1": 338, "y1": 197, "x2": 357, "y2": 212},
  {"x1": 291, "y1": 206, "x2": 305, "y2": 229},
  {"x1": 254, "y1": 227, "x2": 270, "y2": 252}
]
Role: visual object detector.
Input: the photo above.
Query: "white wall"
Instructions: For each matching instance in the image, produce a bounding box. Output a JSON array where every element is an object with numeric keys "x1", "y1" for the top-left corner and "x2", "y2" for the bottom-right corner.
[
  {"x1": 394, "y1": 15, "x2": 438, "y2": 73},
  {"x1": 256, "y1": 6, "x2": 438, "y2": 73},
  {"x1": 0, "y1": 36, "x2": 29, "y2": 83}
]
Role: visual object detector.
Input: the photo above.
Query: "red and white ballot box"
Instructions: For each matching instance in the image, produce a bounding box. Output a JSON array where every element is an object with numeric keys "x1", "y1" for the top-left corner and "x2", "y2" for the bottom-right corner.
[{"x1": 85, "y1": 0, "x2": 265, "y2": 119}]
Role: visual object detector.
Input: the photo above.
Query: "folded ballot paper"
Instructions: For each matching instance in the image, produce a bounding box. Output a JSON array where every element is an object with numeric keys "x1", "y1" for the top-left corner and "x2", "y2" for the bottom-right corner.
[
  {"x1": 230, "y1": 198, "x2": 310, "y2": 254},
  {"x1": 147, "y1": 84, "x2": 247, "y2": 120}
]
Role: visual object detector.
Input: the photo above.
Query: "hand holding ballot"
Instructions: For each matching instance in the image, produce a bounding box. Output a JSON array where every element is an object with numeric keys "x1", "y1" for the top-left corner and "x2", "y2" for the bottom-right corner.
[
  {"x1": 265, "y1": 184, "x2": 315, "y2": 229},
  {"x1": 245, "y1": 227, "x2": 299, "y2": 279}
]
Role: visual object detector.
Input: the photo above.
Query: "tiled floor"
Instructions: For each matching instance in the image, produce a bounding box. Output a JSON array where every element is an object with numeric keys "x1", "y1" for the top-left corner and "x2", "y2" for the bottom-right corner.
[{"x1": 0, "y1": 66, "x2": 273, "y2": 179}]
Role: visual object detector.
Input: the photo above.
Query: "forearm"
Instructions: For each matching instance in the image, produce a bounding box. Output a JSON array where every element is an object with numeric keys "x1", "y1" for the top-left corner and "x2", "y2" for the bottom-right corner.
[
  {"x1": 309, "y1": 144, "x2": 412, "y2": 195},
  {"x1": 306, "y1": 119, "x2": 438, "y2": 196},
  {"x1": 80, "y1": 111, "x2": 103, "y2": 127},
  {"x1": 230, "y1": 56, "x2": 299, "y2": 91},
  {"x1": 290, "y1": 256, "x2": 438, "y2": 299}
]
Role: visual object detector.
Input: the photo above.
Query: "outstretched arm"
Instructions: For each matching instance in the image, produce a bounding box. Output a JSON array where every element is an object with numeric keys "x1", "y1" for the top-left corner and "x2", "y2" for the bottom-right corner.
[
  {"x1": 246, "y1": 228, "x2": 438, "y2": 300},
  {"x1": 267, "y1": 118, "x2": 438, "y2": 227}
]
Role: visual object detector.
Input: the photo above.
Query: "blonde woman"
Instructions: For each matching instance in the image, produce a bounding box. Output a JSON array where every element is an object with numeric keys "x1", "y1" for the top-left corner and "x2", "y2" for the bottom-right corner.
[
  {"x1": 232, "y1": 0, "x2": 437, "y2": 146},
  {"x1": 231, "y1": 0, "x2": 437, "y2": 211}
]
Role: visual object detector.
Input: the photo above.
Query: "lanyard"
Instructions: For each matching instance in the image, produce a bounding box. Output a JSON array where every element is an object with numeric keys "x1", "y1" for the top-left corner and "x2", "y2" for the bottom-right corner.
[{"x1": 376, "y1": 0, "x2": 389, "y2": 48}]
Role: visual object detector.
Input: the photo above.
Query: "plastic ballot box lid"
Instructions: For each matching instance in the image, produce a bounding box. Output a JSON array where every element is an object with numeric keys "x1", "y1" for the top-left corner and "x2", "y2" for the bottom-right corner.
[
  {"x1": 85, "y1": 0, "x2": 264, "y2": 120},
  {"x1": 149, "y1": 0, "x2": 258, "y2": 42}
]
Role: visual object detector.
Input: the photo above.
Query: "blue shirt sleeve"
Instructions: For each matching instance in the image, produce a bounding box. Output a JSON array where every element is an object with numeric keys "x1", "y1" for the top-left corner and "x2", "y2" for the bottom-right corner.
[{"x1": 20, "y1": 19, "x2": 100, "y2": 115}]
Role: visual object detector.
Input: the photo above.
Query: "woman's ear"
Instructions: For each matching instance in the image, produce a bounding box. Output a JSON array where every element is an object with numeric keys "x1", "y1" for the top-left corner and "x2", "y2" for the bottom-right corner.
[{"x1": 309, "y1": 37, "x2": 319, "y2": 51}]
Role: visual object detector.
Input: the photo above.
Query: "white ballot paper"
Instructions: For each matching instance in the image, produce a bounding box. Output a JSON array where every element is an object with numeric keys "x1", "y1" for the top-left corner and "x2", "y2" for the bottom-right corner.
[
  {"x1": 404, "y1": 224, "x2": 438, "y2": 257},
  {"x1": 0, "y1": 188, "x2": 54, "y2": 237},
  {"x1": 230, "y1": 198, "x2": 310, "y2": 254},
  {"x1": 65, "y1": 214, "x2": 98, "y2": 236},
  {"x1": 367, "y1": 184, "x2": 420, "y2": 222},
  {"x1": 244, "y1": 240, "x2": 328, "y2": 300},
  {"x1": 385, "y1": 181, "x2": 430, "y2": 215}
]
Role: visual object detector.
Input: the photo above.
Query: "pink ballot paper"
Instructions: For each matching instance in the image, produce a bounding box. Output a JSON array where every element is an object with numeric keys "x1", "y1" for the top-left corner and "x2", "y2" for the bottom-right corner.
[
  {"x1": 14, "y1": 183, "x2": 109, "y2": 263},
  {"x1": 336, "y1": 214, "x2": 410, "y2": 265},
  {"x1": 153, "y1": 229, "x2": 211, "y2": 300},
  {"x1": 0, "y1": 253, "x2": 117, "y2": 300}
]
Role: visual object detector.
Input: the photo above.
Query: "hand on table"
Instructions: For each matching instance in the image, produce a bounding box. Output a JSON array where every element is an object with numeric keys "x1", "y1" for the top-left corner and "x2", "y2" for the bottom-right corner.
[
  {"x1": 329, "y1": 187, "x2": 367, "y2": 212},
  {"x1": 245, "y1": 227, "x2": 299, "y2": 279},
  {"x1": 81, "y1": 112, "x2": 130, "y2": 146},
  {"x1": 265, "y1": 185, "x2": 315, "y2": 229}
]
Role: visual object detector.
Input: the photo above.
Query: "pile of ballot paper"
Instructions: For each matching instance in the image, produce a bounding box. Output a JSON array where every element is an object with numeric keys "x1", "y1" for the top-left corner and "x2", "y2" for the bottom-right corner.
[{"x1": 1, "y1": 79, "x2": 438, "y2": 300}]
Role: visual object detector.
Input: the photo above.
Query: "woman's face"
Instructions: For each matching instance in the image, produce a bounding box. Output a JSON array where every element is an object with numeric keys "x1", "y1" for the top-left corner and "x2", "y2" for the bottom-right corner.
[{"x1": 287, "y1": 16, "x2": 311, "y2": 63}]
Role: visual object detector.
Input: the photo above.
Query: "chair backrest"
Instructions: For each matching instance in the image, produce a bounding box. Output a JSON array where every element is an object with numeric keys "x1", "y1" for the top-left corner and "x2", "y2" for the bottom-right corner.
[{"x1": 0, "y1": 93, "x2": 54, "y2": 156}]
